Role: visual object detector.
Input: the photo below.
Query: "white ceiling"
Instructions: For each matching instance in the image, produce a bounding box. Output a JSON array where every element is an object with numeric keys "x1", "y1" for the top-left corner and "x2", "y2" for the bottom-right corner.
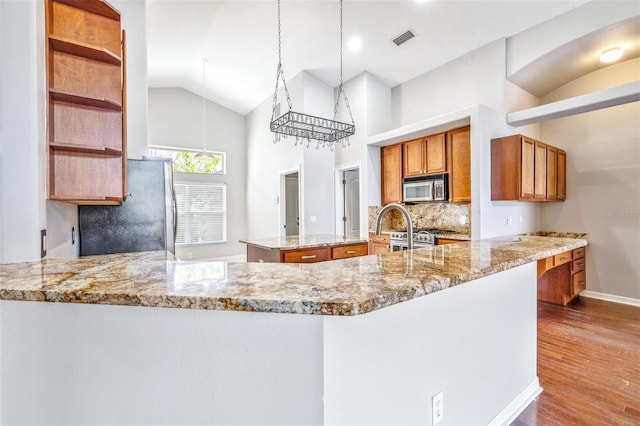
[{"x1": 147, "y1": 0, "x2": 592, "y2": 115}]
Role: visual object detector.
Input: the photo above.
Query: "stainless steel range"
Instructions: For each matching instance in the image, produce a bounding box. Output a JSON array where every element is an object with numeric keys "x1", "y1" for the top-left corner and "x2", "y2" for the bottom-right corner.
[{"x1": 389, "y1": 229, "x2": 455, "y2": 251}]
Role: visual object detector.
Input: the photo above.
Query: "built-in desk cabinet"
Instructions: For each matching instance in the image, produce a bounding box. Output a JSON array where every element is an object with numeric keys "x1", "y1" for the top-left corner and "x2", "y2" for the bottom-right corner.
[
  {"x1": 46, "y1": 0, "x2": 127, "y2": 205},
  {"x1": 537, "y1": 247, "x2": 586, "y2": 305}
]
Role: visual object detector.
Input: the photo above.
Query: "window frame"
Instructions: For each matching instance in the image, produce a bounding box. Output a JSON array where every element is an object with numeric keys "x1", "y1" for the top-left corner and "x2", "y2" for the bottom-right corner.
[{"x1": 147, "y1": 144, "x2": 226, "y2": 175}]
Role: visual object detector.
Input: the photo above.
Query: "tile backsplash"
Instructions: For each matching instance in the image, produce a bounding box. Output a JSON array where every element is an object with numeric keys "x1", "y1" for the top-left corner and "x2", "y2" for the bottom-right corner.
[{"x1": 368, "y1": 203, "x2": 471, "y2": 235}]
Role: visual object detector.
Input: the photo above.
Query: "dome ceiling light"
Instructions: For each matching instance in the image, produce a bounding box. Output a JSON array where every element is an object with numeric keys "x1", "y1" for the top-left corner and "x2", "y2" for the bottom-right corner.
[{"x1": 599, "y1": 47, "x2": 624, "y2": 63}]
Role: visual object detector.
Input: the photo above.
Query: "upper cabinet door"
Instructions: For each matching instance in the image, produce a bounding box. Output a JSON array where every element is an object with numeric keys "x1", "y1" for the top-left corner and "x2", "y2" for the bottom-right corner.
[
  {"x1": 520, "y1": 137, "x2": 535, "y2": 199},
  {"x1": 546, "y1": 146, "x2": 557, "y2": 200},
  {"x1": 534, "y1": 141, "x2": 547, "y2": 199},
  {"x1": 403, "y1": 139, "x2": 425, "y2": 178},
  {"x1": 425, "y1": 133, "x2": 446, "y2": 174},
  {"x1": 381, "y1": 144, "x2": 403, "y2": 205},
  {"x1": 557, "y1": 149, "x2": 567, "y2": 200},
  {"x1": 447, "y1": 126, "x2": 471, "y2": 203}
]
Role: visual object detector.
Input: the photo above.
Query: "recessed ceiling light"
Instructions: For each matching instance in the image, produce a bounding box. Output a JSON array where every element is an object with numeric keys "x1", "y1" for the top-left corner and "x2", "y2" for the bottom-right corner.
[
  {"x1": 348, "y1": 36, "x2": 362, "y2": 52},
  {"x1": 600, "y1": 47, "x2": 624, "y2": 63}
]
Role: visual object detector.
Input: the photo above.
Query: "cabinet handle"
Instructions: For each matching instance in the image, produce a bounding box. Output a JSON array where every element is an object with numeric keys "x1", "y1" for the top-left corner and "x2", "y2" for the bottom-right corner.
[
  {"x1": 301, "y1": 255, "x2": 317, "y2": 260},
  {"x1": 559, "y1": 256, "x2": 568, "y2": 261},
  {"x1": 375, "y1": 237, "x2": 386, "y2": 241},
  {"x1": 346, "y1": 250, "x2": 357, "y2": 254}
]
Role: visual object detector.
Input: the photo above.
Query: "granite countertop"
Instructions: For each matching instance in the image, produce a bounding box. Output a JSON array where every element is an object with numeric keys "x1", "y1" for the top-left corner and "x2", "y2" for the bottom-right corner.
[
  {"x1": 239, "y1": 234, "x2": 368, "y2": 250},
  {"x1": 0, "y1": 235, "x2": 587, "y2": 316}
]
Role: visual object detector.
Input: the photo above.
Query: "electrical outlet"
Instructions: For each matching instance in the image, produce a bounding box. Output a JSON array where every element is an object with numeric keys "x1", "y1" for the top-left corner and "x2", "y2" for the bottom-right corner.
[
  {"x1": 506, "y1": 215, "x2": 513, "y2": 225},
  {"x1": 432, "y1": 391, "x2": 444, "y2": 424}
]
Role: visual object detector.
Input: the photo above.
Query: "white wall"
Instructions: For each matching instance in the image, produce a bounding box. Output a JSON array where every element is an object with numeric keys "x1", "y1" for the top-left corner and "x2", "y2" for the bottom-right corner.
[
  {"x1": 540, "y1": 59, "x2": 640, "y2": 299},
  {"x1": 391, "y1": 39, "x2": 507, "y2": 128},
  {"x1": 302, "y1": 73, "x2": 336, "y2": 235},
  {"x1": 148, "y1": 88, "x2": 247, "y2": 259},
  {"x1": 111, "y1": 0, "x2": 148, "y2": 160},
  {"x1": 324, "y1": 262, "x2": 539, "y2": 425},
  {"x1": 0, "y1": 0, "x2": 47, "y2": 263},
  {"x1": 1, "y1": 300, "x2": 324, "y2": 425}
]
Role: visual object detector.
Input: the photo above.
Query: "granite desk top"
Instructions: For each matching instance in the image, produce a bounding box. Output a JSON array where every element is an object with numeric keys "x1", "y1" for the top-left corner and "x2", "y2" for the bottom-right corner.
[
  {"x1": 239, "y1": 234, "x2": 368, "y2": 250},
  {"x1": 0, "y1": 235, "x2": 587, "y2": 316}
]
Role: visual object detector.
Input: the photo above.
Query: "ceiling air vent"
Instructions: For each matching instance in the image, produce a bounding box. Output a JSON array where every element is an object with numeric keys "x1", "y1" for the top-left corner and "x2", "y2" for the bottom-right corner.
[{"x1": 392, "y1": 30, "x2": 415, "y2": 46}]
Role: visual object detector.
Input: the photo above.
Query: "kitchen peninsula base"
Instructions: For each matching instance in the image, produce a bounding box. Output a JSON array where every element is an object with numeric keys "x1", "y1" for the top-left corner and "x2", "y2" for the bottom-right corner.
[{"x1": 1, "y1": 263, "x2": 539, "y2": 425}]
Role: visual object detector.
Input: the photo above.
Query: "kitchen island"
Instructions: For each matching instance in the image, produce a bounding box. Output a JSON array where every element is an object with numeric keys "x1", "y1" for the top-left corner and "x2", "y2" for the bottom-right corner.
[
  {"x1": 240, "y1": 234, "x2": 369, "y2": 263},
  {"x1": 0, "y1": 235, "x2": 587, "y2": 425}
]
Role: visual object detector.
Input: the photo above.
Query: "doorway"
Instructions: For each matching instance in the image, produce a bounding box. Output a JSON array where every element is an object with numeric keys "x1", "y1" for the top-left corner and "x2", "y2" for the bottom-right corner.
[
  {"x1": 338, "y1": 168, "x2": 360, "y2": 237},
  {"x1": 283, "y1": 171, "x2": 299, "y2": 236}
]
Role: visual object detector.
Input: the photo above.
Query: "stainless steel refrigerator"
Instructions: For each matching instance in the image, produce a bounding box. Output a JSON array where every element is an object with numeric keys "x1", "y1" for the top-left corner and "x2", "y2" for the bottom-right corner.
[{"x1": 79, "y1": 158, "x2": 177, "y2": 256}]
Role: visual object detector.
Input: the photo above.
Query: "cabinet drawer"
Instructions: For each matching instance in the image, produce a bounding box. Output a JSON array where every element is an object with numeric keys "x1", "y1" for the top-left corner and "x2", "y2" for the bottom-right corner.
[
  {"x1": 573, "y1": 247, "x2": 585, "y2": 259},
  {"x1": 368, "y1": 232, "x2": 390, "y2": 244},
  {"x1": 572, "y1": 257, "x2": 586, "y2": 274},
  {"x1": 283, "y1": 248, "x2": 330, "y2": 263},
  {"x1": 332, "y1": 243, "x2": 368, "y2": 260},
  {"x1": 554, "y1": 251, "x2": 572, "y2": 267},
  {"x1": 572, "y1": 270, "x2": 586, "y2": 296}
]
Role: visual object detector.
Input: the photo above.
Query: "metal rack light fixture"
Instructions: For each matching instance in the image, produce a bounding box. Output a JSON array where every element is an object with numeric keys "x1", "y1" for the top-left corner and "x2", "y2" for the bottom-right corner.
[{"x1": 270, "y1": 0, "x2": 355, "y2": 150}]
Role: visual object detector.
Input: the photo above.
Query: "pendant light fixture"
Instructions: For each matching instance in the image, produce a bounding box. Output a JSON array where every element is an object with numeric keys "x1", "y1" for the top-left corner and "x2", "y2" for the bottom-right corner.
[
  {"x1": 270, "y1": 0, "x2": 355, "y2": 150},
  {"x1": 195, "y1": 57, "x2": 214, "y2": 161}
]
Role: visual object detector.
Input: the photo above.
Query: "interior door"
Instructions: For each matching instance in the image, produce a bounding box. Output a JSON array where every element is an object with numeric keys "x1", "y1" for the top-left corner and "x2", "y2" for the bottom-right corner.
[
  {"x1": 344, "y1": 169, "x2": 360, "y2": 237},
  {"x1": 285, "y1": 172, "x2": 299, "y2": 236}
]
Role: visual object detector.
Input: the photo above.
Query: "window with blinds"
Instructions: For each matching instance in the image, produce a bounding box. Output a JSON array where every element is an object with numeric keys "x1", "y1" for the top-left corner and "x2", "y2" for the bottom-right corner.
[{"x1": 174, "y1": 183, "x2": 226, "y2": 245}]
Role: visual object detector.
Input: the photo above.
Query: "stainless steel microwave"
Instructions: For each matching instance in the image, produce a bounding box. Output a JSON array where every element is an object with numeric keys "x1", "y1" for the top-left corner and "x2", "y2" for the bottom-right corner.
[{"x1": 402, "y1": 174, "x2": 448, "y2": 203}]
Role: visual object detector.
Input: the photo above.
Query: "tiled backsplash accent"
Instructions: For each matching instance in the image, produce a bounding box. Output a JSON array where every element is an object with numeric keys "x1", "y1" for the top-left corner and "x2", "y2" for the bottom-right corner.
[{"x1": 368, "y1": 203, "x2": 471, "y2": 235}]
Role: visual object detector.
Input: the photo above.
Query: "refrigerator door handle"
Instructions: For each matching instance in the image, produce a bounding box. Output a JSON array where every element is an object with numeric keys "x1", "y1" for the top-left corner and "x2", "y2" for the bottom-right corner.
[{"x1": 172, "y1": 188, "x2": 178, "y2": 239}]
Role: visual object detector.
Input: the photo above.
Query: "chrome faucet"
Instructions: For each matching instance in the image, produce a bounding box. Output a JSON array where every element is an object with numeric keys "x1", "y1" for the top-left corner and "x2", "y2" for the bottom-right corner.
[{"x1": 374, "y1": 203, "x2": 414, "y2": 250}]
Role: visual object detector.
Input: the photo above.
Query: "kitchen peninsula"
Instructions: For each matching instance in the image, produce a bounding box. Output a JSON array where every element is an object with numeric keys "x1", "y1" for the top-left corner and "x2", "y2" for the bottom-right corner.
[{"x1": 0, "y1": 235, "x2": 587, "y2": 425}]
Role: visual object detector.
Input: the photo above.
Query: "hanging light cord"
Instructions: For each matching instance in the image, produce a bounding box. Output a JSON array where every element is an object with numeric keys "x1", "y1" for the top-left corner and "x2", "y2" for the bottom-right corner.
[
  {"x1": 333, "y1": 0, "x2": 355, "y2": 130},
  {"x1": 202, "y1": 57, "x2": 207, "y2": 153}
]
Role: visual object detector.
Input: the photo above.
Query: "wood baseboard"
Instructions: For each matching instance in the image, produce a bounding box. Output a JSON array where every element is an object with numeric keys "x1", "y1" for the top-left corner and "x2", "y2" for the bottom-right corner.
[{"x1": 580, "y1": 290, "x2": 640, "y2": 307}]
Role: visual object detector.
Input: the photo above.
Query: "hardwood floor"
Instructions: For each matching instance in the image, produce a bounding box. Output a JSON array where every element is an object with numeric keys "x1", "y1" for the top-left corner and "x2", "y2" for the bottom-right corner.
[{"x1": 512, "y1": 297, "x2": 640, "y2": 426}]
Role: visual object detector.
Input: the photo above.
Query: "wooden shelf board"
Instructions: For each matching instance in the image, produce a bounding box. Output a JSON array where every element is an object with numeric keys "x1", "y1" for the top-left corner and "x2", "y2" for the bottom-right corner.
[
  {"x1": 54, "y1": 0, "x2": 120, "y2": 21},
  {"x1": 49, "y1": 142, "x2": 122, "y2": 156},
  {"x1": 49, "y1": 88, "x2": 122, "y2": 111},
  {"x1": 49, "y1": 35, "x2": 121, "y2": 65},
  {"x1": 49, "y1": 195, "x2": 122, "y2": 205}
]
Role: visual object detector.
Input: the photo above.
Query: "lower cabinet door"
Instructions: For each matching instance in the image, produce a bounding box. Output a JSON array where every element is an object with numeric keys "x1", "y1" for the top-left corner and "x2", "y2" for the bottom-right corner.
[
  {"x1": 332, "y1": 243, "x2": 368, "y2": 260},
  {"x1": 283, "y1": 248, "x2": 331, "y2": 263}
]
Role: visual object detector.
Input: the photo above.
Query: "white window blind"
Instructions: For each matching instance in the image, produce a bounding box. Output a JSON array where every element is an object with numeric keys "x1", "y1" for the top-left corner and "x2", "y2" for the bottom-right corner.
[{"x1": 174, "y1": 183, "x2": 226, "y2": 245}]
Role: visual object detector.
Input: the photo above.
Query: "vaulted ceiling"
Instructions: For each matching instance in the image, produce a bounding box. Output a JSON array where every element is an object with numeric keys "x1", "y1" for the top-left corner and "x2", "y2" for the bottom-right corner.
[{"x1": 147, "y1": 0, "x2": 636, "y2": 115}]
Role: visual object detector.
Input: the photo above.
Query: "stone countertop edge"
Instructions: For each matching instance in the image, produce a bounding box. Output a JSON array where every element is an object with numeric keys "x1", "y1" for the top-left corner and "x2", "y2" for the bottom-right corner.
[
  {"x1": 0, "y1": 236, "x2": 588, "y2": 316},
  {"x1": 239, "y1": 234, "x2": 368, "y2": 250}
]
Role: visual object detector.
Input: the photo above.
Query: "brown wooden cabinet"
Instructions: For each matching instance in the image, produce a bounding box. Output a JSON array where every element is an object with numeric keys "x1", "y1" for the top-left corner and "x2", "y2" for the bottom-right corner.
[
  {"x1": 537, "y1": 247, "x2": 586, "y2": 305},
  {"x1": 46, "y1": 0, "x2": 127, "y2": 205},
  {"x1": 381, "y1": 144, "x2": 403, "y2": 205},
  {"x1": 436, "y1": 238, "x2": 462, "y2": 245},
  {"x1": 247, "y1": 242, "x2": 368, "y2": 263},
  {"x1": 491, "y1": 134, "x2": 565, "y2": 202},
  {"x1": 368, "y1": 232, "x2": 390, "y2": 254},
  {"x1": 403, "y1": 133, "x2": 446, "y2": 178},
  {"x1": 446, "y1": 126, "x2": 471, "y2": 203}
]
